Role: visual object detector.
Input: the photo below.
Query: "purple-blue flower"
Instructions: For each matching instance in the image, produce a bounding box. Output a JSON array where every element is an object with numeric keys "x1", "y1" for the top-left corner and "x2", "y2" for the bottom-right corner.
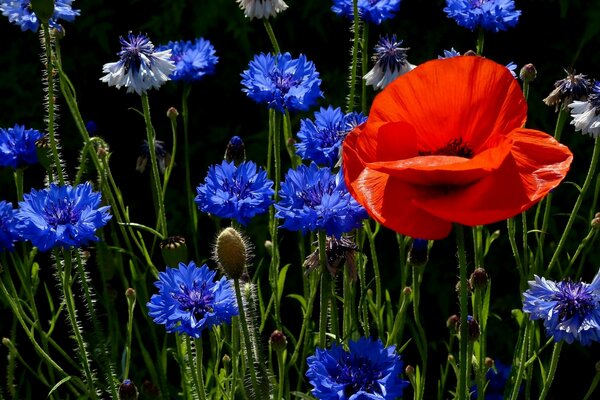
[
  {"x1": 0, "y1": 0, "x2": 79, "y2": 32},
  {"x1": 14, "y1": 182, "x2": 112, "y2": 252},
  {"x1": 306, "y1": 337, "x2": 409, "y2": 399},
  {"x1": 364, "y1": 34, "x2": 415, "y2": 90},
  {"x1": 443, "y1": 0, "x2": 521, "y2": 32},
  {"x1": 147, "y1": 261, "x2": 238, "y2": 338},
  {"x1": 331, "y1": 0, "x2": 401, "y2": 25},
  {"x1": 0, "y1": 201, "x2": 17, "y2": 252},
  {"x1": 195, "y1": 160, "x2": 274, "y2": 225},
  {"x1": 296, "y1": 106, "x2": 366, "y2": 167},
  {"x1": 569, "y1": 80, "x2": 600, "y2": 138},
  {"x1": 0, "y1": 124, "x2": 42, "y2": 169},
  {"x1": 275, "y1": 163, "x2": 368, "y2": 237},
  {"x1": 241, "y1": 52, "x2": 323, "y2": 113},
  {"x1": 158, "y1": 38, "x2": 218, "y2": 83},
  {"x1": 522, "y1": 273, "x2": 600, "y2": 346}
]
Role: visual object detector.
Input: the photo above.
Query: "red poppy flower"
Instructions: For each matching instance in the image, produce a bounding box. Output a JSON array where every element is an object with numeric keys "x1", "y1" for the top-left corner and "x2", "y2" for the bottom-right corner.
[{"x1": 343, "y1": 56, "x2": 573, "y2": 239}]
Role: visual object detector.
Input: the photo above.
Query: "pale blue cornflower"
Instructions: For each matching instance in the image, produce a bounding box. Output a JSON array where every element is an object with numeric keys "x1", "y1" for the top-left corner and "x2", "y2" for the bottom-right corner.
[{"x1": 0, "y1": 0, "x2": 79, "y2": 32}]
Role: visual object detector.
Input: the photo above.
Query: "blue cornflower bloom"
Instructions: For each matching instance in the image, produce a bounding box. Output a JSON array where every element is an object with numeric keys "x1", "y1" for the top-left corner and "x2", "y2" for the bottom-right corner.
[
  {"x1": 443, "y1": 0, "x2": 521, "y2": 32},
  {"x1": 438, "y1": 48, "x2": 462, "y2": 59},
  {"x1": 14, "y1": 182, "x2": 112, "y2": 252},
  {"x1": 0, "y1": 201, "x2": 17, "y2": 252},
  {"x1": 241, "y1": 52, "x2": 323, "y2": 113},
  {"x1": 364, "y1": 34, "x2": 415, "y2": 90},
  {"x1": 158, "y1": 38, "x2": 218, "y2": 83},
  {"x1": 0, "y1": 124, "x2": 42, "y2": 169},
  {"x1": 100, "y1": 33, "x2": 176, "y2": 95},
  {"x1": 275, "y1": 163, "x2": 368, "y2": 237},
  {"x1": 522, "y1": 273, "x2": 600, "y2": 346},
  {"x1": 470, "y1": 361, "x2": 514, "y2": 400},
  {"x1": 147, "y1": 261, "x2": 238, "y2": 338},
  {"x1": 0, "y1": 0, "x2": 79, "y2": 32},
  {"x1": 296, "y1": 106, "x2": 367, "y2": 167},
  {"x1": 195, "y1": 160, "x2": 274, "y2": 225},
  {"x1": 331, "y1": 0, "x2": 401, "y2": 25},
  {"x1": 569, "y1": 81, "x2": 600, "y2": 138},
  {"x1": 237, "y1": 0, "x2": 288, "y2": 19},
  {"x1": 545, "y1": 70, "x2": 592, "y2": 111},
  {"x1": 306, "y1": 337, "x2": 409, "y2": 399}
]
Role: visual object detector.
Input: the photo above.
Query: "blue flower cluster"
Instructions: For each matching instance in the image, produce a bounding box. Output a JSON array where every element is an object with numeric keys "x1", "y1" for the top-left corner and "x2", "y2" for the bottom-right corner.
[
  {"x1": 296, "y1": 106, "x2": 367, "y2": 167},
  {"x1": 147, "y1": 262, "x2": 238, "y2": 338},
  {"x1": 0, "y1": 201, "x2": 16, "y2": 252},
  {"x1": 331, "y1": 0, "x2": 401, "y2": 25},
  {"x1": 275, "y1": 163, "x2": 368, "y2": 237},
  {"x1": 0, "y1": 124, "x2": 42, "y2": 169},
  {"x1": 0, "y1": 0, "x2": 79, "y2": 32},
  {"x1": 443, "y1": 0, "x2": 521, "y2": 32},
  {"x1": 158, "y1": 38, "x2": 218, "y2": 83},
  {"x1": 241, "y1": 52, "x2": 322, "y2": 113},
  {"x1": 306, "y1": 337, "x2": 409, "y2": 399},
  {"x1": 195, "y1": 160, "x2": 274, "y2": 225},
  {"x1": 522, "y1": 273, "x2": 600, "y2": 346}
]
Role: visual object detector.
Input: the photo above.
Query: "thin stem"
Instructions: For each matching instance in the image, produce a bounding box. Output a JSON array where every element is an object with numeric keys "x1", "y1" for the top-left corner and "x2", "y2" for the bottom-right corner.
[
  {"x1": 476, "y1": 28, "x2": 485, "y2": 55},
  {"x1": 263, "y1": 19, "x2": 281, "y2": 54},
  {"x1": 194, "y1": 337, "x2": 208, "y2": 400},
  {"x1": 124, "y1": 290, "x2": 135, "y2": 380},
  {"x1": 347, "y1": 0, "x2": 360, "y2": 113},
  {"x1": 583, "y1": 370, "x2": 600, "y2": 400},
  {"x1": 318, "y1": 232, "x2": 331, "y2": 348},
  {"x1": 538, "y1": 342, "x2": 563, "y2": 400},
  {"x1": 455, "y1": 224, "x2": 469, "y2": 400},
  {"x1": 361, "y1": 23, "x2": 369, "y2": 114},
  {"x1": 276, "y1": 349, "x2": 285, "y2": 400}
]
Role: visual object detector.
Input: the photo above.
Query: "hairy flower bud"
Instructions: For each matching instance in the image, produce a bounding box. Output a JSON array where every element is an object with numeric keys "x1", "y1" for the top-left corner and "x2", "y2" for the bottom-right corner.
[
  {"x1": 214, "y1": 227, "x2": 249, "y2": 279},
  {"x1": 519, "y1": 63, "x2": 537, "y2": 82}
]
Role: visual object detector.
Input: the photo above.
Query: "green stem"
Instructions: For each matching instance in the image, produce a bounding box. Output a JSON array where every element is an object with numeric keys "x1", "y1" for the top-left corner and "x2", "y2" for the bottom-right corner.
[
  {"x1": 124, "y1": 291, "x2": 135, "y2": 380},
  {"x1": 583, "y1": 370, "x2": 600, "y2": 400},
  {"x1": 263, "y1": 19, "x2": 281, "y2": 54},
  {"x1": 276, "y1": 349, "x2": 285, "y2": 400},
  {"x1": 509, "y1": 320, "x2": 531, "y2": 400},
  {"x1": 347, "y1": 0, "x2": 360, "y2": 113},
  {"x1": 318, "y1": 232, "x2": 331, "y2": 348},
  {"x1": 287, "y1": 270, "x2": 319, "y2": 367},
  {"x1": 364, "y1": 221, "x2": 382, "y2": 335},
  {"x1": 13, "y1": 169, "x2": 24, "y2": 201},
  {"x1": 455, "y1": 224, "x2": 469, "y2": 400},
  {"x1": 194, "y1": 337, "x2": 208, "y2": 400},
  {"x1": 476, "y1": 28, "x2": 485, "y2": 55},
  {"x1": 411, "y1": 263, "x2": 427, "y2": 400},
  {"x1": 538, "y1": 342, "x2": 562, "y2": 400},
  {"x1": 270, "y1": 111, "x2": 283, "y2": 330},
  {"x1": 361, "y1": 22, "x2": 369, "y2": 114}
]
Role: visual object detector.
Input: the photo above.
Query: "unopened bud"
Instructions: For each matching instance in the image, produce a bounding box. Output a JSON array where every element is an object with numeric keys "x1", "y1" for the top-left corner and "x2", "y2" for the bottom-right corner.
[
  {"x1": 222, "y1": 354, "x2": 231, "y2": 364},
  {"x1": 118, "y1": 379, "x2": 138, "y2": 400},
  {"x1": 2, "y1": 338, "x2": 10, "y2": 346},
  {"x1": 465, "y1": 316, "x2": 480, "y2": 341},
  {"x1": 407, "y1": 238, "x2": 428, "y2": 267},
  {"x1": 160, "y1": 236, "x2": 188, "y2": 267},
  {"x1": 447, "y1": 314, "x2": 460, "y2": 333},
  {"x1": 125, "y1": 288, "x2": 136, "y2": 308},
  {"x1": 214, "y1": 227, "x2": 248, "y2": 279},
  {"x1": 264, "y1": 240, "x2": 273, "y2": 256},
  {"x1": 595, "y1": 361, "x2": 600, "y2": 373},
  {"x1": 485, "y1": 357, "x2": 495, "y2": 369},
  {"x1": 224, "y1": 136, "x2": 246, "y2": 165},
  {"x1": 405, "y1": 365, "x2": 415, "y2": 377},
  {"x1": 167, "y1": 107, "x2": 179, "y2": 120},
  {"x1": 403, "y1": 286, "x2": 412, "y2": 296},
  {"x1": 469, "y1": 267, "x2": 488, "y2": 290},
  {"x1": 519, "y1": 63, "x2": 537, "y2": 82},
  {"x1": 269, "y1": 330, "x2": 287, "y2": 352},
  {"x1": 591, "y1": 212, "x2": 600, "y2": 229}
]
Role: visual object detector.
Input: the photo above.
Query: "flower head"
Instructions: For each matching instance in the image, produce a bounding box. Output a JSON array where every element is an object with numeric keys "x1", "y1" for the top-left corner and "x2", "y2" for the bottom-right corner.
[
  {"x1": 523, "y1": 273, "x2": 600, "y2": 345},
  {"x1": 296, "y1": 106, "x2": 367, "y2": 167},
  {"x1": 438, "y1": 48, "x2": 462, "y2": 59},
  {"x1": 364, "y1": 35, "x2": 415, "y2": 90},
  {"x1": 14, "y1": 182, "x2": 112, "y2": 252},
  {"x1": 136, "y1": 139, "x2": 171, "y2": 174},
  {"x1": 100, "y1": 32, "x2": 176, "y2": 95},
  {"x1": 303, "y1": 234, "x2": 358, "y2": 279},
  {"x1": 343, "y1": 56, "x2": 572, "y2": 239},
  {"x1": 0, "y1": 0, "x2": 79, "y2": 32},
  {"x1": 306, "y1": 337, "x2": 409, "y2": 400},
  {"x1": 147, "y1": 261, "x2": 238, "y2": 338},
  {"x1": 0, "y1": 124, "x2": 42, "y2": 169},
  {"x1": 195, "y1": 160, "x2": 274, "y2": 225},
  {"x1": 275, "y1": 163, "x2": 368, "y2": 237},
  {"x1": 331, "y1": 0, "x2": 401, "y2": 25},
  {"x1": 444, "y1": 0, "x2": 521, "y2": 32},
  {"x1": 544, "y1": 70, "x2": 592, "y2": 111},
  {"x1": 236, "y1": 0, "x2": 288, "y2": 19},
  {"x1": 241, "y1": 52, "x2": 323, "y2": 113},
  {"x1": 568, "y1": 81, "x2": 600, "y2": 138},
  {"x1": 158, "y1": 38, "x2": 218, "y2": 83},
  {"x1": 0, "y1": 201, "x2": 17, "y2": 252}
]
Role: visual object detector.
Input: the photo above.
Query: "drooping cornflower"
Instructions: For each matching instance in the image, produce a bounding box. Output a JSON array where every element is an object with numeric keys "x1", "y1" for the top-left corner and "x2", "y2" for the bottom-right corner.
[
  {"x1": 443, "y1": 0, "x2": 521, "y2": 32},
  {"x1": 241, "y1": 52, "x2": 322, "y2": 113},
  {"x1": 275, "y1": 163, "x2": 368, "y2": 237},
  {"x1": 0, "y1": 124, "x2": 42, "y2": 169},
  {"x1": 100, "y1": 32, "x2": 176, "y2": 95},
  {"x1": 343, "y1": 56, "x2": 573, "y2": 239},
  {"x1": 364, "y1": 35, "x2": 415, "y2": 90},
  {"x1": 522, "y1": 272, "x2": 600, "y2": 346},
  {"x1": 157, "y1": 38, "x2": 218, "y2": 83},
  {"x1": 544, "y1": 70, "x2": 592, "y2": 111},
  {"x1": 306, "y1": 337, "x2": 409, "y2": 399},
  {"x1": 0, "y1": 201, "x2": 17, "y2": 252},
  {"x1": 331, "y1": 0, "x2": 401, "y2": 25},
  {"x1": 236, "y1": 0, "x2": 288, "y2": 19},
  {"x1": 195, "y1": 160, "x2": 274, "y2": 225},
  {"x1": 135, "y1": 139, "x2": 171, "y2": 174},
  {"x1": 568, "y1": 81, "x2": 600, "y2": 138},
  {"x1": 296, "y1": 106, "x2": 367, "y2": 167},
  {"x1": 147, "y1": 261, "x2": 238, "y2": 338},
  {"x1": 14, "y1": 182, "x2": 112, "y2": 252},
  {"x1": 0, "y1": 0, "x2": 79, "y2": 32}
]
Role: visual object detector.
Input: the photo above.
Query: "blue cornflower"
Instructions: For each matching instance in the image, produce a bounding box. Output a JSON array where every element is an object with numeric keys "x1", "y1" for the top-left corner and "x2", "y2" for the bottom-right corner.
[
  {"x1": 470, "y1": 361, "x2": 513, "y2": 400},
  {"x1": 443, "y1": 0, "x2": 521, "y2": 32},
  {"x1": 100, "y1": 33, "x2": 176, "y2": 95},
  {"x1": 158, "y1": 38, "x2": 218, "y2": 83},
  {"x1": 331, "y1": 0, "x2": 401, "y2": 25},
  {"x1": 275, "y1": 163, "x2": 368, "y2": 237},
  {"x1": 14, "y1": 182, "x2": 112, "y2": 252},
  {"x1": 544, "y1": 70, "x2": 592, "y2": 111},
  {"x1": 296, "y1": 106, "x2": 366, "y2": 167},
  {"x1": 0, "y1": 201, "x2": 17, "y2": 252},
  {"x1": 364, "y1": 35, "x2": 415, "y2": 90},
  {"x1": 195, "y1": 160, "x2": 274, "y2": 225},
  {"x1": 0, "y1": 0, "x2": 79, "y2": 32},
  {"x1": 569, "y1": 81, "x2": 600, "y2": 138},
  {"x1": 522, "y1": 273, "x2": 600, "y2": 346},
  {"x1": 147, "y1": 261, "x2": 238, "y2": 338},
  {"x1": 0, "y1": 124, "x2": 42, "y2": 169},
  {"x1": 306, "y1": 337, "x2": 409, "y2": 400},
  {"x1": 438, "y1": 48, "x2": 462, "y2": 59},
  {"x1": 241, "y1": 52, "x2": 323, "y2": 113},
  {"x1": 236, "y1": 0, "x2": 288, "y2": 19}
]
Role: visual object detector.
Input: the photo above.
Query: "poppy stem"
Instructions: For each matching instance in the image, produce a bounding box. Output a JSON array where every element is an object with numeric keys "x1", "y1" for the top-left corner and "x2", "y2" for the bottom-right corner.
[{"x1": 455, "y1": 224, "x2": 469, "y2": 400}]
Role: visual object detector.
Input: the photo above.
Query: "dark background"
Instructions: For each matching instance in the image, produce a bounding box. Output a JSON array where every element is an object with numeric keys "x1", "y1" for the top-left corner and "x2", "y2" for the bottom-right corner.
[{"x1": 1, "y1": 0, "x2": 600, "y2": 398}]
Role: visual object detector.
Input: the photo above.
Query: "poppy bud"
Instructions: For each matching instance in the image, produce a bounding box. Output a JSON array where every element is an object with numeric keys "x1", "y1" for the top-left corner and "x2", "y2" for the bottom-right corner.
[
  {"x1": 214, "y1": 227, "x2": 249, "y2": 279},
  {"x1": 118, "y1": 379, "x2": 139, "y2": 400},
  {"x1": 519, "y1": 63, "x2": 537, "y2": 82},
  {"x1": 160, "y1": 236, "x2": 188, "y2": 267}
]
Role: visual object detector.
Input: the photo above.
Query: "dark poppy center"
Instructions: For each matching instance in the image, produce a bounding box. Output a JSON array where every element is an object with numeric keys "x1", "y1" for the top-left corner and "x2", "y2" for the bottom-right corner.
[
  {"x1": 418, "y1": 137, "x2": 474, "y2": 158},
  {"x1": 552, "y1": 281, "x2": 595, "y2": 321}
]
